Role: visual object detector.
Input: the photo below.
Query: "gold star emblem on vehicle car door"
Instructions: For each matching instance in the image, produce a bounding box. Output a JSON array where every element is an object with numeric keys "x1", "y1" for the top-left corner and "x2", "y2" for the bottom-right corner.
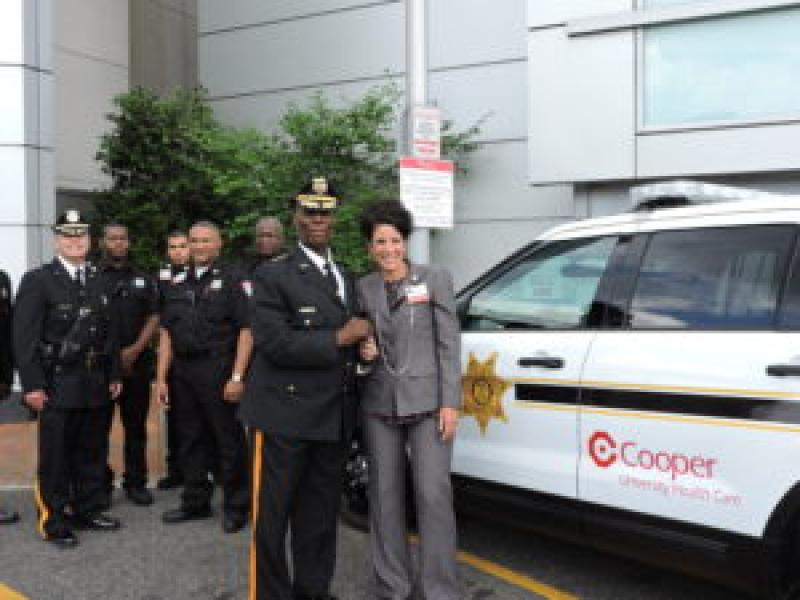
[{"x1": 461, "y1": 352, "x2": 512, "y2": 435}]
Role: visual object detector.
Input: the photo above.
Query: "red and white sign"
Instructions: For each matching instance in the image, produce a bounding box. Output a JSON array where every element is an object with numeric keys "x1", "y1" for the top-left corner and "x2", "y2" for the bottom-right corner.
[
  {"x1": 399, "y1": 157, "x2": 454, "y2": 229},
  {"x1": 411, "y1": 105, "x2": 441, "y2": 159}
]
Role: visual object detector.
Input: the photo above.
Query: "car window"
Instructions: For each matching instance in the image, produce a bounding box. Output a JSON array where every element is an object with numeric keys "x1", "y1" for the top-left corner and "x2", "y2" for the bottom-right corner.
[
  {"x1": 777, "y1": 242, "x2": 800, "y2": 329},
  {"x1": 629, "y1": 225, "x2": 796, "y2": 329},
  {"x1": 463, "y1": 236, "x2": 618, "y2": 331}
]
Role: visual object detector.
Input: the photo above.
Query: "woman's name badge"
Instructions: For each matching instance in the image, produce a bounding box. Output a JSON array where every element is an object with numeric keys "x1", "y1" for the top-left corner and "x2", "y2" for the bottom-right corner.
[{"x1": 405, "y1": 283, "x2": 430, "y2": 304}]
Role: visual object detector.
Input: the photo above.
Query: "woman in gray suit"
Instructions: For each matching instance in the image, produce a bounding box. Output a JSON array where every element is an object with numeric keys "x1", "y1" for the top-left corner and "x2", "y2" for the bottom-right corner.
[{"x1": 357, "y1": 200, "x2": 461, "y2": 600}]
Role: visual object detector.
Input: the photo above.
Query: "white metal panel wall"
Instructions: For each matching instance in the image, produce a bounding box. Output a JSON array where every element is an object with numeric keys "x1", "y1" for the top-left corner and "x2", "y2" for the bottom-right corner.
[
  {"x1": 54, "y1": 49, "x2": 128, "y2": 191},
  {"x1": 211, "y1": 77, "x2": 403, "y2": 135},
  {"x1": 528, "y1": 27, "x2": 635, "y2": 183},
  {"x1": 54, "y1": 0, "x2": 129, "y2": 192},
  {"x1": 199, "y1": 3, "x2": 404, "y2": 100},
  {"x1": 452, "y1": 142, "x2": 574, "y2": 222},
  {"x1": 638, "y1": 124, "x2": 800, "y2": 179},
  {"x1": 528, "y1": 0, "x2": 634, "y2": 28},
  {"x1": 430, "y1": 0, "x2": 526, "y2": 68},
  {"x1": 0, "y1": 0, "x2": 54, "y2": 281},
  {"x1": 429, "y1": 61, "x2": 527, "y2": 144},
  {"x1": 198, "y1": 0, "x2": 400, "y2": 35}
]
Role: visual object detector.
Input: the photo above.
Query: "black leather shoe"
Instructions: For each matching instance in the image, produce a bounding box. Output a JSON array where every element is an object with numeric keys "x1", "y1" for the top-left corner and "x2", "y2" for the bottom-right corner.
[
  {"x1": 0, "y1": 508, "x2": 20, "y2": 524},
  {"x1": 46, "y1": 528, "x2": 78, "y2": 549},
  {"x1": 294, "y1": 594, "x2": 338, "y2": 600},
  {"x1": 162, "y1": 506, "x2": 212, "y2": 524},
  {"x1": 71, "y1": 512, "x2": 122, "y2": 531},
  {"x1": 157, "y1": 474, "x2": 184, "y2": 490},
  {"x1": 125, "y1": 487, "x2": 154, "y2": 506},
  {"x1": 222, "y1": 511, "x2": 247, "y2": 534}
]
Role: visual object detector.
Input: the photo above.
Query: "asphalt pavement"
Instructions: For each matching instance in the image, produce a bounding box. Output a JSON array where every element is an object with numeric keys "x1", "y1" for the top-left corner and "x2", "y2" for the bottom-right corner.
[
  {"x1": 0, "y1": 488, "x2": 538, "y2": 600},
  {"x1": 0, "y1": 485, "x2": 757, "y2": 600}
]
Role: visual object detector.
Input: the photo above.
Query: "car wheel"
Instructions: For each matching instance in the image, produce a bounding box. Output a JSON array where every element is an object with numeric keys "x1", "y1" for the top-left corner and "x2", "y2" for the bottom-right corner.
[{"x1": 341, "y1": 435, "x2": 369, "y2": 531}]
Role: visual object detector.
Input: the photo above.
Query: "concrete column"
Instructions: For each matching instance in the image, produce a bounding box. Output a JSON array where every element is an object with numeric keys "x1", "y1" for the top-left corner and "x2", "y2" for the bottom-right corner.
[{"x1": 0, "y1": 0, "x2": 54, "y2": 285}]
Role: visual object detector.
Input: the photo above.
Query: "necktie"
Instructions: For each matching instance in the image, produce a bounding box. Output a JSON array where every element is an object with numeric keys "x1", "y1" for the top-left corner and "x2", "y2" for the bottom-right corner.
[{"x1": 76, "y1": 266, "x2": 85, "y2": 287}]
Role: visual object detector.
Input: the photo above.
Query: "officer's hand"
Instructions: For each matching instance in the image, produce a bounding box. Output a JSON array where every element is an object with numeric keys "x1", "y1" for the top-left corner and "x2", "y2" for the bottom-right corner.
[
  {"x1": 223, "y1": 380, "x2": 245, "y2": 404},
  {"x1": 109, "y1": 381, "x2": 123, "y2": 400},
  {"x1": 23, "y1": 389, "x2": 47, "y2": 412},
  {"x1": 359, "y1": 336, "x2": 378, "y2": 363},
  {"x1": 120, "y1": 346, "x2": 140, "y2": 375},
  {"x1": 336, "y1": 317, "x2": 371, "y2": 347},
  {"x1": 154, "y1": 380, "x2": 169, "y2": 407},
  {"x1": 438, "y1": 407, "x2": 459, "y2": 442}
]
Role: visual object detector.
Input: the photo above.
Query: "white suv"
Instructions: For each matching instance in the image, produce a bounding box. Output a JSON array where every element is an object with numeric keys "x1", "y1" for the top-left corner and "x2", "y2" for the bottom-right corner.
[{"x1": 452, "y1": 182, "x2": 800, "y2": 598}]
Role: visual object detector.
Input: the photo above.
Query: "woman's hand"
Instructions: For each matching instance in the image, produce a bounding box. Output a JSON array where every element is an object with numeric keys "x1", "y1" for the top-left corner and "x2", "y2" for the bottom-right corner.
[
  {"x1": 438, "y1": 407, "x2": 459, "y2": 442},
  {"x1": 360, "y1": 336, "x2": 378, "y2": 363}
]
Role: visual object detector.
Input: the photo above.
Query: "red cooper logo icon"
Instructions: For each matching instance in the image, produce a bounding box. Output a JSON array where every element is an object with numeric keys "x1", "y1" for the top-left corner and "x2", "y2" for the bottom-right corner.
[{"x1": 588, "y1": 431, "x2": 617, "y2": 468}]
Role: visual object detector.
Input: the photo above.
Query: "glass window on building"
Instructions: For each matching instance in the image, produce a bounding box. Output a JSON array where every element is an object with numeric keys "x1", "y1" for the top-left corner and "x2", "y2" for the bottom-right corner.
[{"x1": 641, "y1": 7, "x2": 800, "y2": 128}]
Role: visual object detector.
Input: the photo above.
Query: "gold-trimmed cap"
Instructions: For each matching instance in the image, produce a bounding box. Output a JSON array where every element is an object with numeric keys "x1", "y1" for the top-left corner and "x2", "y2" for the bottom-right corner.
[
  {"x1": 52, "y1": 209, "x2": 90, "y2": 236},
  {"x1": 294, "y1": 176, "x2": 339, "y2": 211}
]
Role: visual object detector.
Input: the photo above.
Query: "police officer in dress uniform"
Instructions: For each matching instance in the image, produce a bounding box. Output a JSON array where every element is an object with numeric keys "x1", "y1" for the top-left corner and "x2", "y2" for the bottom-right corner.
[
  {"x1": 99, "y1": 224, "x2": 159, "y2": 506},
  {"x1": 241, "y1": 177, "x2": 370, "y2": 600},
  {"x1": 155, "y1": 230, "x2": 190, "y2": 490},
  {"x1": 155, "y1": 221, "x2": 252, "y2": 533},
  {"x1": 0, "y1": 268, "x2": 20, "y2": 524},
  {"x1": 13, "y1": 210, "x2": 123, "y2": 548}
]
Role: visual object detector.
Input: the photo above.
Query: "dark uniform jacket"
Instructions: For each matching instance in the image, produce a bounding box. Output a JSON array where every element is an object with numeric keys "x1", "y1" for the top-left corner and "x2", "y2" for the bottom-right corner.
[
  {"x1": 159, "y1": 261, "x2": 250, "y2": 359},
  {"x1": 240, "y1": 246, "x2": 359, "y2": 442},
  {"x1": 13, "y1": 259, "x2": 120, "y2": 408},
  {"x1": 0, "y1": 270, "x2": 13, "y2": 387},
  {"x1": 101, "y1": 262, "x2": 159, "y2": 362}
]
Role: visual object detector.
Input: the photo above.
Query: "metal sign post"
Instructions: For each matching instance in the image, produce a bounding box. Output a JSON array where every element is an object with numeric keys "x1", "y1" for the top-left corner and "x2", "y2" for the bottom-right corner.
[{"x1": 406, "y1": 0, "x2": 430, "y2": 264}]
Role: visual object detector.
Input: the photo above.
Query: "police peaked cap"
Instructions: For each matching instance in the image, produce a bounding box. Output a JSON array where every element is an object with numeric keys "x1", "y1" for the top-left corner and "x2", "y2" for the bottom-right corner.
[
  {"x1": 293, "y1": 176, "x2": 339, "y2": 211},
  {"x1": 53, "y1": 209, "x2": 90, "y2": 236}
]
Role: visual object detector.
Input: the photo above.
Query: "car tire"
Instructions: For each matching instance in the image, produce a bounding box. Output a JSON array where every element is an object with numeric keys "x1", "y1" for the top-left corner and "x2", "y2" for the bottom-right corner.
[{"x1": 341, "y1": 436, "x2": 370, "y2": 532}]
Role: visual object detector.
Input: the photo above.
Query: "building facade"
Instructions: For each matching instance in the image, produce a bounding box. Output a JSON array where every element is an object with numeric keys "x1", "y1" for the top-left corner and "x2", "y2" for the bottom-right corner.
[
  {"x1": 0, "y1": 0, "x2": 196, "y2": 286},
  {"x1": 198, "y1": 0, "x2": 800, "y2": 288}
]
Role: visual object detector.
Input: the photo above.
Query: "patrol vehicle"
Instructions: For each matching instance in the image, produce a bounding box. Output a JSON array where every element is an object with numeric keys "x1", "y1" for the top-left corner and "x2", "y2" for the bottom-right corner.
[{"x1": 343, "y1": 181, "x2": 800, "y2": 598}]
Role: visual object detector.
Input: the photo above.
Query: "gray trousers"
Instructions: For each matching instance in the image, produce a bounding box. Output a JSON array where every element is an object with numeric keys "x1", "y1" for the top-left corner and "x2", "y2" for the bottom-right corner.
[{"x1": 364, "y1": 414, "x2": 460, "y2": 600}]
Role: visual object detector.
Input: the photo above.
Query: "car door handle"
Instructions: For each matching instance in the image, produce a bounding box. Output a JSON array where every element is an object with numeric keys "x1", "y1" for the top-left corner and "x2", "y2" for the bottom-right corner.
[
  {"x1": 766, "y1": 364, "x2": 800, "y2": 377},
  {"x1": 518, "y1": 356, "x2": 565, "y2": 369}
]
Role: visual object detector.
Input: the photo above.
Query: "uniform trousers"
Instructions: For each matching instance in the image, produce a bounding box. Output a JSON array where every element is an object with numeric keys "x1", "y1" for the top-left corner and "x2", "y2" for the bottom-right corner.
[
  {"x1": 36, "y1": 405, "x2": 108, "y2": 537},
  {"x1": 163, "y1": 369, "x2": 182, "y2": 479},
  {"x1": 364, "y1": 415, "x2": 459, "y2": 600},
  {"x1": 250, "y1": 430, "x2": 348, "y2": 600},
  {"x1": 170, "y1": 355, "x2": 248, "y2": 514},
  {"x1": 104, "y1": 359, "x2": 151, "y2": 489}
]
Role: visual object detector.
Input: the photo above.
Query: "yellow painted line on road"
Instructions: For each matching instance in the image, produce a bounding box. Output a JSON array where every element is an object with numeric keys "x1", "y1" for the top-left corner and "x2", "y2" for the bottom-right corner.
[
  {"x1": 0, "y1": 583, "x2": 29, "y2": 600},
  {"x1": 456, "y1": 549, "x2": 580, "y2": 600},
  {"x1": 410, "y1": 535, "x2": 579, "y2": 599}
]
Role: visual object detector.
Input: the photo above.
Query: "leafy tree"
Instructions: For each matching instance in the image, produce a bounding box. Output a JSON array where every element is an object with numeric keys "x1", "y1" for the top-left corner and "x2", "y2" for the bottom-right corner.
[{"x1": 95, "y1": 84, "x2": 479, "y2": 273}]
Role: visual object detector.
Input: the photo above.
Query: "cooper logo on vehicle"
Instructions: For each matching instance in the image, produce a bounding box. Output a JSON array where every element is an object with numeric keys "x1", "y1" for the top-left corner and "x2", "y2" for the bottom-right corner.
[
  {"x1": 588, "y1": 431, "x2": 617, "y2": 468},
  {"x1": 587, "y1": 431, "x2": 718, "y2": 481}
]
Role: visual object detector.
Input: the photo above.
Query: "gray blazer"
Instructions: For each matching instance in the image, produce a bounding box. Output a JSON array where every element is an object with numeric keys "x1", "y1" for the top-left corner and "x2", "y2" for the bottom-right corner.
[{"x1": 356, "y1": 263, "x2": 461, "y2": 417}]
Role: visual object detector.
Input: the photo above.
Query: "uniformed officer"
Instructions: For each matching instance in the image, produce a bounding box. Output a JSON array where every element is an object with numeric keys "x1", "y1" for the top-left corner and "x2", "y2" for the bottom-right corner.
[
  {"x1": 155, "y1": 230, "x2": 190, "y2": 490},
  {"x1": 13, "y1": 210, "x2": 123, "y2": 548},
  {"x1": 99, "y1": 224, "x2": 159, "y2": 506},
  {"x1": 0, "y1": 268, "x2": 20, "y2": 525},
  {"x1": 241, "y1": 177, "x2": 371, "y2": 600},
  {"x1": 155, "y1": 221, "x2": 252, "y2": 533},
  {"x1": 243, "y1": 216, "x2": 285, "y2": 273}
]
